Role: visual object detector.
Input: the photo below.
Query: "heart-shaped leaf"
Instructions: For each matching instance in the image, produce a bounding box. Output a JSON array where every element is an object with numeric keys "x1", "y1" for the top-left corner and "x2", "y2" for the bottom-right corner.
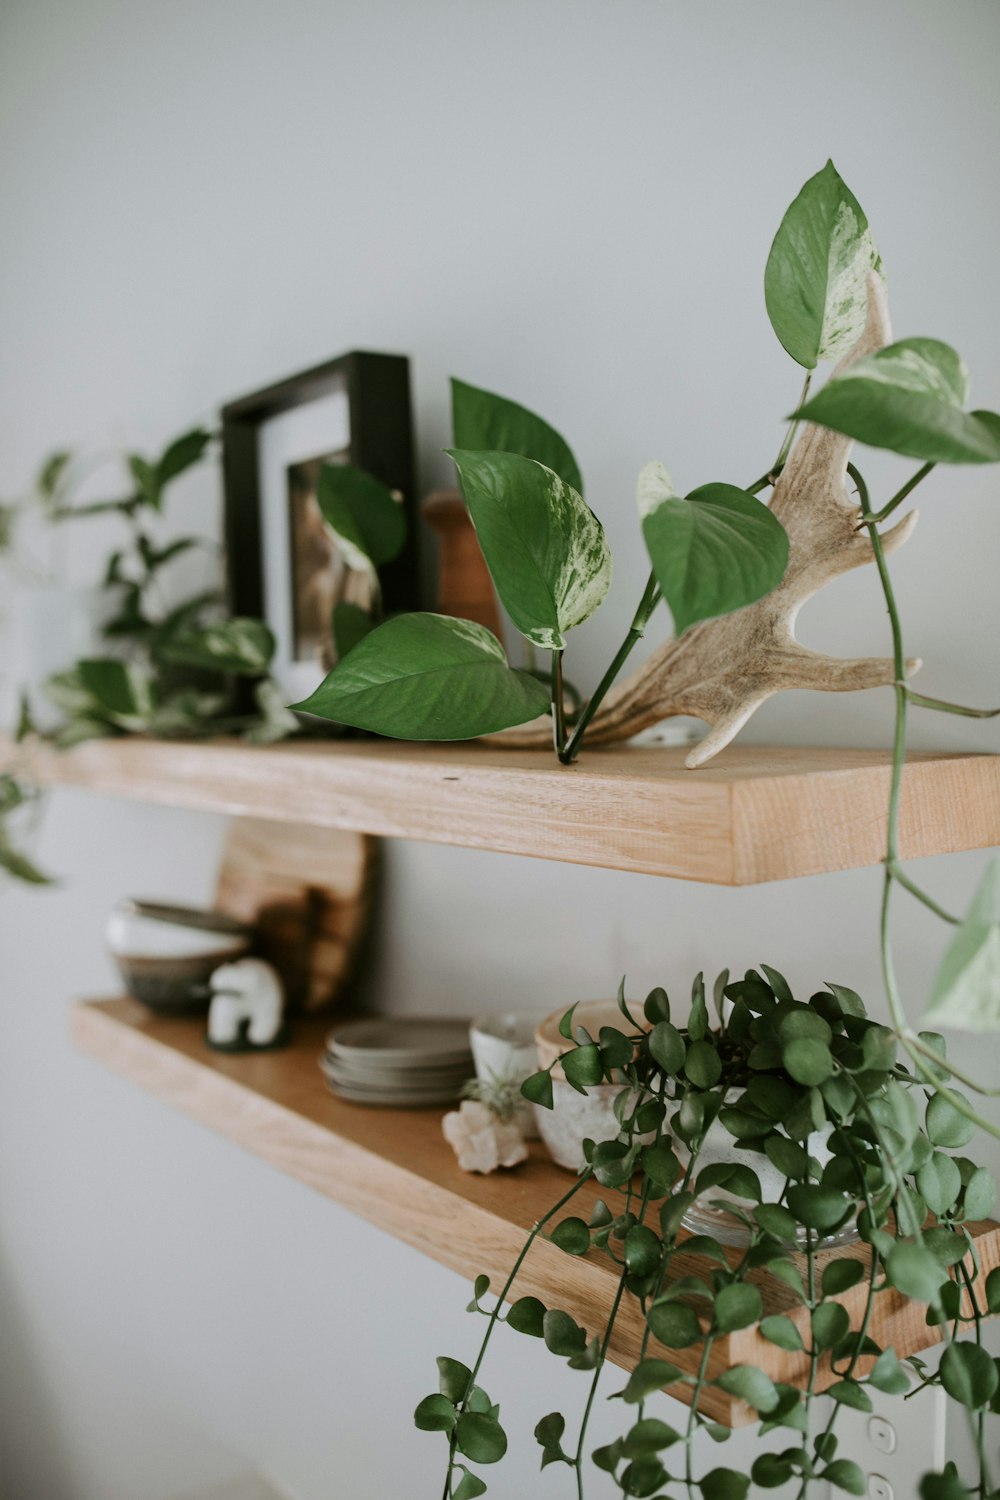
[
  {"x1": 793, "y1": 338, "x2": 1000, "y2": 464},
  {"x1": 451, "y1": 378, "x2": 582, "y2": 492},
  {"x1": 316, "y1": 461, "x2": 406, "y2": 570},
  {"x1": 291, "y1": 612, "x2": 549, "y2": 738},
  {"x1": 449, "y1": 450, "x2": 610, "y2": 649},
  {"x1": 765, "y1": 159, "x2": 883, "y2": 369},
  {"x1": 637, "y1": 465, "x2": 788, "y2": 638}
]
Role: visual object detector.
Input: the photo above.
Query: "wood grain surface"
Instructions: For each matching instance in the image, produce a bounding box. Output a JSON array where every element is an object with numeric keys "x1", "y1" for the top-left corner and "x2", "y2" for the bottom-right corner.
[
  {"x1": 11, "y1": 737, "x2": 1000, "y2": 884},
  {"x1": 72, "y1": 998, "x2": 1000, "y2": 1425}
]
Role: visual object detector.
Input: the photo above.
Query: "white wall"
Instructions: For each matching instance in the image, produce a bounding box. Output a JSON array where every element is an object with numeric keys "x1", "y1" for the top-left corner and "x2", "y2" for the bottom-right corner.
[{"x1": 2, "y1": 3, "x2": 1000, "y2": 1496}]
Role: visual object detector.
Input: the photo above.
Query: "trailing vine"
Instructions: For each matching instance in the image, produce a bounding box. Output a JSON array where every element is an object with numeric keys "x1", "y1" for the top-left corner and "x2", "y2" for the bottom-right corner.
[{"x1": 418, "y1": 973, "x2": 1000, "y2": 1498}]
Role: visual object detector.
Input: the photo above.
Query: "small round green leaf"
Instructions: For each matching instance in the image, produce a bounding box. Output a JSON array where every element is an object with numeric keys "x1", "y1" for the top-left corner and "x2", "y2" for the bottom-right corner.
[
  {"x1": 647, "y1": 1299, "x2": 702, "y2": 1348},
  {"x1": 624, "y1": 1224, "x2": 662, "y2": 1277},
  {"x1": 939, "y1": 1341, "x2": 999, "y2": 1410},
  {"x1": 823, "y1": 1458, "x2": 866, "y2": 1495},
  {"x1": 649, "y1": 1020, "x2": 686, "y2": 1076},
  {"x1": 685, "y1": 1039, "x2": 723, "y2": 1089},
  {"x1": 822, "y1": 1259, "x2": 865, "y2": 1298},
  {"x1": 885, "y1": 1241, "x2": 948, "y2": 1302},
  {"x1": 562, "y1": 1043, "x2": 604, "y2": 1093},
  {"x1": 700, "y1": 1467, "x2": 751, "y2": 1500},
  {"x1": 506, "y1": 1296, "x2": 546, "y2": 1336},
  {"x1": 714, "y1": 1283, "x2": 762, "y2": 1333},
  {"x1": 715, "y1": 1364, "x2": 779, "y2": 1413},
  {"x1": 520, "y1": 1069, "x2": 553, "y2": 1110},
  {"x1": 550, "y1": 1217, "x2": 591, "y2": 1256},
  {"x1": 926, "y1": 1093, "x2": 976, "y2": 1149},
  {"x1": 455, "y1": 1412, "x2": 508, "y2": 1464},
  {"x1": 437, "y1": 1356, "x2": 472, "y2": 1402},
  {"x1": 917, "y1": 1152, "x2": 962, "y2": 1217},
  {"x1": 759, "y1": 1314, "x2": 804, "y2": 1352},
  {"x1": 787, "y1": 1184, "x2": 852, "y2": 1232},
  {"x1": 414, "y1": 1392, "x2": 456, "y2": 1431},
  {"x1": 783, "y1": 1037, "x2": 833, "y2": 1086},
  {"x1": 812, "y1": 1302, "x2": 850, "y2": 1352}
]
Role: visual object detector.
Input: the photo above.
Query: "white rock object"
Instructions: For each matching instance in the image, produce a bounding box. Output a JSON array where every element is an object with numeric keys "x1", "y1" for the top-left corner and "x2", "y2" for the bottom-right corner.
[
  {"x1": 442, "y1": 1100, "x2": 528, "y2": 1174},
  {"x1": 208, "y1": 958, "x2": 285, "y2": 1048}
]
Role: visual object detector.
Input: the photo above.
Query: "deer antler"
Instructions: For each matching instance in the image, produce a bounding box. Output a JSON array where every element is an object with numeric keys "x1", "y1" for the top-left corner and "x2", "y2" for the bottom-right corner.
[{"x1": 496, "y1": 271, "x2": 920, "y2": 768}]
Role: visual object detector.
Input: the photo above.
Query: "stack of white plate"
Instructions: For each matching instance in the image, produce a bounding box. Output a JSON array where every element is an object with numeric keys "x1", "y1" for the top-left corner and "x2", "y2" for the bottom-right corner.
[{"x1": 320, "y1": 1017, "x2": 474, "y2": 1107}]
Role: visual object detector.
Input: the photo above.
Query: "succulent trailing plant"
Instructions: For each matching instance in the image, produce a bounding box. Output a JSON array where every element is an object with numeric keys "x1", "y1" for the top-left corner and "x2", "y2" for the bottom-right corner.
[{"x1": 417, "y1": 972, "x2": 1000, "y2": 1499}]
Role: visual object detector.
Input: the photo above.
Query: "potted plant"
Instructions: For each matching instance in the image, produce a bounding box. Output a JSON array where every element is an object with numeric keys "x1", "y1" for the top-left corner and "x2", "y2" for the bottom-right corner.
[{"x1": 394, "y1": 162, "x2": 1000, "y2": 1498}]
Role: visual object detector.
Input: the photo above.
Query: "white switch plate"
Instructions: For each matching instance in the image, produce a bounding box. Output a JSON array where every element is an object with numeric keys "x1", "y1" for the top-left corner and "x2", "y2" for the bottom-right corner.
[{"x1": 815, "y1": 1382, "x2": 945, "y2": 1496}]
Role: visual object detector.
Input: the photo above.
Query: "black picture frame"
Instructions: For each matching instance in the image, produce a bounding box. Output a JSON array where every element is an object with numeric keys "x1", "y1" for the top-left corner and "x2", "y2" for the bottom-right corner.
[{"x1": 221, "y1": 350, "x2": 418, "y2": 697}]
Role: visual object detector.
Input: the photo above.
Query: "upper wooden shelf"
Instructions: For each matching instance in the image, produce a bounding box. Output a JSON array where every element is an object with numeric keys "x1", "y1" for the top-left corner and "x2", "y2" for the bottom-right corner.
[
  {"x1": 74, "y1": 997, "x2": 1000, "y2": 1426},
  {"x1": 11, "y1": 735, "x2": 1000, "y2": 883}
]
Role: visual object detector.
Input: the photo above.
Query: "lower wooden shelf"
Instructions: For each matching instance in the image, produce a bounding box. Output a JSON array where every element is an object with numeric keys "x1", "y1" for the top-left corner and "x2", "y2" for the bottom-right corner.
[{"x1": 72, "y1": 997, "x2": 1000, "y2": 1426}]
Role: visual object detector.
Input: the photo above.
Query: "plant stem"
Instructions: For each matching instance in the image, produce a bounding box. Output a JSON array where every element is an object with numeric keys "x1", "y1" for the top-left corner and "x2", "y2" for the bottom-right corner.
[
  {"x1": 773, "y1": 372, "x2": 813, "y2": 475},
  {"x1": 684, "y1": 1334, "x2": 716, "y2": 1500},
  {"x1": 866, "y1": 461, "x2": 936, "y2": 525},
  {"x1": 885, "y1": 859, "x2": 960, "y2": 925},
  {"x1": 559, "y1": 571, "x2": 661, "y2": 764},
  {"x1": 850, "y1": 463, "x2": 1000, "y2": 1138},
  {"x1": 551, "y1": 650, "x2": 567, "y2": 756},
  {"x1": 906, "y1": 688, "x2": 1000, "y2": 720},
  {"x1": 440, "y1": 1170, "x2": 593, "y2": 1500},
  {"x1": 958, "y1": 1259, "x2": 992, "y2": 1499}
]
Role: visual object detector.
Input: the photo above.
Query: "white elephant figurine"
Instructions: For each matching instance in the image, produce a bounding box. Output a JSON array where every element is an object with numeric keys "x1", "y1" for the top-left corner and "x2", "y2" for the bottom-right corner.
[{"x1": 207, "y1": 957, "x2": 288, "y2": 1051}]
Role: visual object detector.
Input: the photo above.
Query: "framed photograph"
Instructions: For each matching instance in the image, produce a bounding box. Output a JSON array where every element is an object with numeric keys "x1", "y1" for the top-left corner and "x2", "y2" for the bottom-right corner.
[{"x1": 221, "y1": 351, "x2": 418, "y2": 701}]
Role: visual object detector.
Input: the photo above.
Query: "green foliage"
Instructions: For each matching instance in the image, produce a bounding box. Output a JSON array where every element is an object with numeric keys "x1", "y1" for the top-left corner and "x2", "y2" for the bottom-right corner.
[
  {"x1": 316, "y1": 462, "x2": 406, "y2": 571},
  {"x1": 291, "y1": 613, "x2": 549, "y2": 739},
  {"x1": 448, "y1": 449, "x2": 611, "y2": 650},
  {"x1": 422, "y1": 955, "x2": 999, "y2": 1500},
  {"x1": 451, "y1": 377, "x2": 583, "y2": 493},
  {"x1": 794, "y1": 338, "x2": 1000, "y2": 464},
  {"x1": 764, "y1": 159, "x2": 882, "y2": 369},
  {"x1": 637, "y1": 466, "x2": 789, "y2": 638}
]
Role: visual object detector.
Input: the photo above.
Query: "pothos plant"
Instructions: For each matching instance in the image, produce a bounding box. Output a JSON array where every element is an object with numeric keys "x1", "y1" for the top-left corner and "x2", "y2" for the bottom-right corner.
[
  {"x1": 400, "y1": 162, "x2": 1000, "y2": 1499},
  {"x1": 0, "y1": 427, "x2": 290, "y2": 882}
]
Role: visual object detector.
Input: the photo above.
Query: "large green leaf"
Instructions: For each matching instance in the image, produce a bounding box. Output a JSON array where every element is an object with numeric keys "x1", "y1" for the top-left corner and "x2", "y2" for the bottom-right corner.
[
  {"x1": 637, "y1": 464, "x2": 788, "y2": 637},
  {"x1": 78, "y1": 658, "x2": 155, "y2": 721},
  {"x1": 764, "y1": 159, "x2": 883, "y2": 369},
  {"x1": 925, "y1": 861, "x2": 1000, "y2": 1030},
  {"x1": 316, "y1": 462, "x2": 406, "y2": 571},
  {"x1": 451, "y1": 378, "x2": 583, "y2": 493},
  {"x1": 158, "y1": 618, "x2": 275, "y2": 676},
  {"x1": 448, "y1": 450, "x2": 610, "y2": 650},
  {"x1": 792, "y1": 339, "x2": 1000, "y2": 464},
  {"x1": 291, "y1": 612, "x2": 549, "y2": 738}
]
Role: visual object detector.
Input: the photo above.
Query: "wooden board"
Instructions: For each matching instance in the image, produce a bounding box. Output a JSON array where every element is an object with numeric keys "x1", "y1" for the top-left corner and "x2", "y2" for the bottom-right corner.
[
  {"x1": 72, "y1": 998, "x2": 1000, "y2": 1426},
  {"x1": 11, "y1": 738, "x2": 1000, "y2": 884},
  {"x1": 213, "y1": 818, "x2": 378, "y2": 1011}
]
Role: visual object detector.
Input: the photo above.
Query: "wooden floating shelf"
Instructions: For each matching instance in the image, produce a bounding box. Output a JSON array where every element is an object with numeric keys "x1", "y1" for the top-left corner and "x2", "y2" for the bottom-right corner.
[
  {"x1": 73, "y1": 998, "x2": 1000, "y2": 1426},
  {"x1": 13, "y1": 736, "x2": 1000, "y2": 884}
]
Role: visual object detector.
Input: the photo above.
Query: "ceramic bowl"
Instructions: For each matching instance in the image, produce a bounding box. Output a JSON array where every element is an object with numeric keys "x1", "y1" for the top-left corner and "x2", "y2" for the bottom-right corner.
[{"x1": 107, "y1": 900, "x2": 253, "y2": 1013}]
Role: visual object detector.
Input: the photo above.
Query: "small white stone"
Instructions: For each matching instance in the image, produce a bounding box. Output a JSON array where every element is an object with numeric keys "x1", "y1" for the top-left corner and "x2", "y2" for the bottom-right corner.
[{"x1": 442, "y1": 1100, "x2": 528, "y2": 1174}]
